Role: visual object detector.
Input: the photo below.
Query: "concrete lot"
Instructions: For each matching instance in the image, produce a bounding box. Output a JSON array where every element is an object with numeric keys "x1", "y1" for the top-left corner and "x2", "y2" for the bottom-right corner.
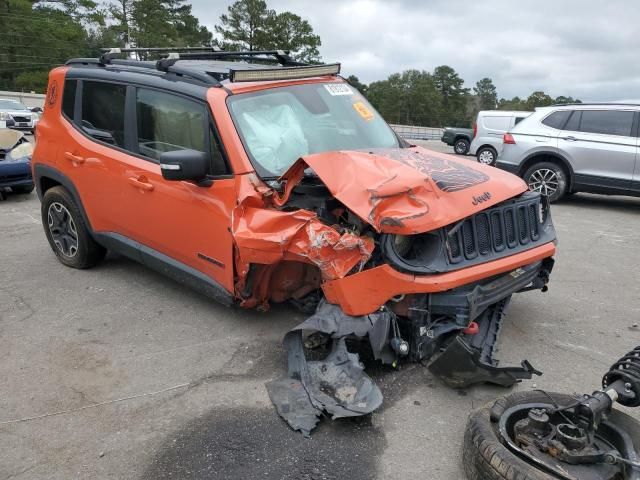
[{"x1": 2, "y1": 143, "x2": 640, "y2": 479}]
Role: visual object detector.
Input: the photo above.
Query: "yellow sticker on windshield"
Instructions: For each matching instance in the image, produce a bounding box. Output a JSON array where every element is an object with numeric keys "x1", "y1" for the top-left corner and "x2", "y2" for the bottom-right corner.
[{"x1": 352, "y1": 101, "x2": 375, "y2": 121}]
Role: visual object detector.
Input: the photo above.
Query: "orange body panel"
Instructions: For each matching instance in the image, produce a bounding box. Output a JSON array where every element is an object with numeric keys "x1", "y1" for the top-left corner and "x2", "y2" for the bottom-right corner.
[{"x1": 322, "y1": 242, "x2": 556, "y2": 316}]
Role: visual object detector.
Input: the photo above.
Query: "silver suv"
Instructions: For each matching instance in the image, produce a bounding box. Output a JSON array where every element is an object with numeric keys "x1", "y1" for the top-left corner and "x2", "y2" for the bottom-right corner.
[{"x1": 497, "y1": 104, "x2": 640, "y2": 202}]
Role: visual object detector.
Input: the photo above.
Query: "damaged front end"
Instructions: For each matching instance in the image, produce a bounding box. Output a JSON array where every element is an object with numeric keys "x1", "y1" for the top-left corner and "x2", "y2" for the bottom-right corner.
[{"x1": 231, "y1": 147, "x2": 556, "y2": 435}]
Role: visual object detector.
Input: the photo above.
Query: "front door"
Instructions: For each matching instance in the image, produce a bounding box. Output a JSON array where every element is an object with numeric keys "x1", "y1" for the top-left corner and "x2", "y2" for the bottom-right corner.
[{"x1": 117, "y1": 87, "x2": 236, "y2": 293}]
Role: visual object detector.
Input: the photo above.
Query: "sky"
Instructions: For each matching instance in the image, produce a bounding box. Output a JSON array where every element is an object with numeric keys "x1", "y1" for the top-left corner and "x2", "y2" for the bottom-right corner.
[{"x1": 190, "y1": 0, "x2": 640, "y2": 102}]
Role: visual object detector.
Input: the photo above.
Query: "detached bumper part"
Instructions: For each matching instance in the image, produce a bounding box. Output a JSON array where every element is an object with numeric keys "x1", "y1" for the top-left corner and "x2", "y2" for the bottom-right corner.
[
  {"x1": 427, "y1": 298, "x2": 542, "y2": 388},
  {"x1": 267, "y1": 303, "x2": 391, "y2": 436}
]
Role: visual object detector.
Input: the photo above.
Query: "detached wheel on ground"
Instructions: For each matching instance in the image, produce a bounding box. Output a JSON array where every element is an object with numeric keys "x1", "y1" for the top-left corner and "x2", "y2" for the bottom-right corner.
[
  {"x1": 476, "y1": 147, "x2": 497, "y2": 166},
  {"x1": 463, "y1": 391, "x2": 640, "y2": 480},
  {"x1": 523, "y1": 161, "x2": 567, "y2": 202},
  {"x1": 454, "y1": 138, "x2": 471, "y2": 155},
  {"x1": 11, "y1": 184, "x2": 35, "y2": 194},
  {"x1": 41, "y1": 186, "x2": 106, "y2": 268}
]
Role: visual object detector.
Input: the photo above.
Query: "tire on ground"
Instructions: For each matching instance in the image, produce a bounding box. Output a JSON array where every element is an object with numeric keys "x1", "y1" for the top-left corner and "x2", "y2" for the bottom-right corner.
[
  {"x1": 522, "y1": 161, "x2": 568, "y2": 203},
  {"x1": 476, "y1": 147, "x2": 497, "y2": 166},
  {"x1": 454, "y1": 138, "x2": 470, "y2": 155},
  {"x1": 41, "y1": 185, "x2": 106, "y2": 269},
  {"x1": 462, "y1": 391, "x2": 640, "y2": 480}
]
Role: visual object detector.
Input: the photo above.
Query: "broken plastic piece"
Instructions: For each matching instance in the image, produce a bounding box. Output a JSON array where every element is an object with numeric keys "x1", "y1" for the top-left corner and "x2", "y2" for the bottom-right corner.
[{"x1": 267, "y1": 302, "x2": 392, "y2": 436}]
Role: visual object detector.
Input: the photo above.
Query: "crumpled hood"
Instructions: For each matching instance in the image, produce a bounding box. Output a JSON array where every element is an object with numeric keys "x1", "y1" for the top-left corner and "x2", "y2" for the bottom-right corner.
[{"x1": 279, "y1": 146, "x2": 528, "y2": 235}]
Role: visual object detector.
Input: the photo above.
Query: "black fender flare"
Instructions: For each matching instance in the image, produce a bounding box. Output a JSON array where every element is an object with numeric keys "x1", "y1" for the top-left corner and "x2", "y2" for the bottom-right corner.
[{"x1": 34, "y1": 164, "x2": 94, "y2": 232}]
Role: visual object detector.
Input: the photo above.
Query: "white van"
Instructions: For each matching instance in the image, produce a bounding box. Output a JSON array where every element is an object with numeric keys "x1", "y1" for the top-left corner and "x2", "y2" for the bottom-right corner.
[{"x1": 470, "y1": 110, "x2": 532, "y2": 165}]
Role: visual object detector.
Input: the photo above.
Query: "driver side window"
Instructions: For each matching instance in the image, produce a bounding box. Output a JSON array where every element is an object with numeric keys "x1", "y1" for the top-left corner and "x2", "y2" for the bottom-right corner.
[{"x1": 136, "y1": 88, "x2": 206, "y2": 161}]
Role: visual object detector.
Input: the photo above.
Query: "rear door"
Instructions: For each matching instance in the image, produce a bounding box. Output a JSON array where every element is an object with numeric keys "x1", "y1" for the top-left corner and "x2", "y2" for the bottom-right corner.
[{"x1": 558, "y1": 109, "x2": 637, "y2": 190}]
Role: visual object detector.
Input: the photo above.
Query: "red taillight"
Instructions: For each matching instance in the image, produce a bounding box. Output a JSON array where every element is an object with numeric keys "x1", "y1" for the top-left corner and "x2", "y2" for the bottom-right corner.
[
  {"x1": 503, "y1": 133, "x2": 516, "y2": 144},
  {"x1": 473, "y1": 122, "x2": 477, "y2": 138}
]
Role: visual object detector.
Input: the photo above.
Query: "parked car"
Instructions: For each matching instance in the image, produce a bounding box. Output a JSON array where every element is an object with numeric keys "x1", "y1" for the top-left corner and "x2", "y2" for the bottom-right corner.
[
  {"x1": 470, "y1": 110, "x2": 532, "y2": 165},
  {"x1": 441, "y1": 127, "x2": 473, "y2": 154},
  {"x1": 498, "y1": 103, "x2": 640, "y2": 202},
  {"x1": 0, "y1": 98, "x2": 40, "y2": 133},
  {"x1": 32, "y1": 48, "x2": 556, "y2": 433},
  {"x1": 0, "y1": 129, "x2": 34, "y2": 194}
]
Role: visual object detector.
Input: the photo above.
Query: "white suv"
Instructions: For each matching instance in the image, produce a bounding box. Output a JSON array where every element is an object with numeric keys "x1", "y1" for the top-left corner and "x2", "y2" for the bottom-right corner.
[
  {"x1": 470, "y1": 110, "x2": 532, "y2": 165},
  {"x1": 497, "y1": 104, "x2": 640, "y2": 202}
]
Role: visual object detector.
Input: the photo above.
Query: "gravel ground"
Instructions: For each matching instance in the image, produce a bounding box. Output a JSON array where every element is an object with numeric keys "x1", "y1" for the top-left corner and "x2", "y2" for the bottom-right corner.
[{"x1": 1, "y1": 141, "x2": 640, "y2": 479}]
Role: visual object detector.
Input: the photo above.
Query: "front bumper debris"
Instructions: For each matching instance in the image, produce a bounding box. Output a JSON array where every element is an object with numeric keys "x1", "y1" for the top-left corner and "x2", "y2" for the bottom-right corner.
[
  {"x1": 427, "y1": 297, "x2": 542, "y2": 388},
  {"x1": 266, "y1": 302, "x2": 393, "y2": 436},
  {"x1": 268, "y1": 259, "x2": 552, "y2": 435}
]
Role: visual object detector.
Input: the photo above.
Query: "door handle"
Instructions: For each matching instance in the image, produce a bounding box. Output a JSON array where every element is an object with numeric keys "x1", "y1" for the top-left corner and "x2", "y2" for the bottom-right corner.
[
  {"x1": 128, "y1": 176, "x2": 154, "y2": 192},
  {"x1": 562, "y1": 136, "x2": 578, "y2": 141},
  {"x1": 64, "y1": 151, "x2": 85, "y2": 164}
]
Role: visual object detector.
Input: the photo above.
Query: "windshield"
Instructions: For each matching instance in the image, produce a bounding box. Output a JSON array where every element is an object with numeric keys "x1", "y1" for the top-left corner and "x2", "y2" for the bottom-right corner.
[
  {"x1": 0, "y1": 100, "x2": 27, "y2": 110},
  {"x1": 227, "y1": 82, "x2": 399, "y2": 177}
]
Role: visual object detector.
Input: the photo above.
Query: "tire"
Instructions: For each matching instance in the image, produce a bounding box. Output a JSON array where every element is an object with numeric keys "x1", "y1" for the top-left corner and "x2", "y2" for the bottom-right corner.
[
  {"x1": 41, "y1": 186, "x2": 106, "y2": 269},
  {"x1": 523, "y1": 162, "x2": 568, "y2": 203},
  {"x1": 463, "y1": 391, "x2": 640, "y2": 480},
  {"x1": 477, "y1": 147, "x2": 497, "y2": 166},
  {"x1": 11, "y1": 184, "x2": 34, "y2": 194},
  {"x1": 454, "y1": 138, "x2": 470, "y2": 155}
]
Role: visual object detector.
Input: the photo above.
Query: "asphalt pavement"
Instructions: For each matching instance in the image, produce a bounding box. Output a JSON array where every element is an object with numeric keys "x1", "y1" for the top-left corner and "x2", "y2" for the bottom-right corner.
[{"x1": 1, "y1": 142, "x2": 640, "y2": 479}]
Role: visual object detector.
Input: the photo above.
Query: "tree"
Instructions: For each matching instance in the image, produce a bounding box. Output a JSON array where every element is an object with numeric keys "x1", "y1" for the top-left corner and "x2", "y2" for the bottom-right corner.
[
  {"x1": 554, "y1": 96, "x2": 581, "y2": 104},
  {"x1": 215, "y1": 0, "x2": 272, "y2": 51},
  {"x1": 525, "y1": 91, "x2": 554, "y2": 110},
  {"x1": 216, "y1": 0, "x2": 321, "y2": 61},
  {"x1": 433, "y1": 65, "x2": 470, "y2": 126},
  {"x1": 474, "y1": 77, "x2": 497, "y2": 110},
  {"x1": 265, "y1": 11, "x2": 320, "y2": 63},
  {"x1": 346, "y1": 75, "x2": 367, "y2": 95}
]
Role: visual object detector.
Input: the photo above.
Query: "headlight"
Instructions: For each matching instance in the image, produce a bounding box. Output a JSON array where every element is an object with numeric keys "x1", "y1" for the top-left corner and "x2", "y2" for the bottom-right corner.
[
  {"x1": 8, "y1": 142, "x2": 33, "y2": 160},
  {"x1": 0, "y1": 111, "x2": 12, "y2": 121}
]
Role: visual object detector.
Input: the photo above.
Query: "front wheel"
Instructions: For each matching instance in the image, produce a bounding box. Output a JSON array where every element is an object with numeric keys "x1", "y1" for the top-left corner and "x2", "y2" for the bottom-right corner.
[
  {"x1": 523, "y1": 162, "x2": 567, "y2": 202},
  {"x1": 477, "y1": 147, "x2": 497, "y2": 166},
  {"x1": 454, "y1": 138, "x2": 470, "y2": 155}
]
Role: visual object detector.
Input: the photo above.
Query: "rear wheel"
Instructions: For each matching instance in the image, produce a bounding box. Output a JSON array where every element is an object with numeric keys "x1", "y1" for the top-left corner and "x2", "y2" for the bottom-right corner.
[
  {"x1": 41, "y1": 186, "x2": 106, "y2": 269},
  {"x1": 523, "y1": 161, "x2": 567, "y2": 202},
  {"x1": 454, "y1": 138, "x2": 470, "y2": 155},
  {"x1": 477, "y1": 147, "x2": 497, "y2": 166}
]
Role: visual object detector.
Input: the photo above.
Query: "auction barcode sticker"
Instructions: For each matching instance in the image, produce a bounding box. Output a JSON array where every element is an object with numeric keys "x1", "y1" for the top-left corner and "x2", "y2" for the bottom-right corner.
[{"x1": 324, "y1": 84, "x2": 353, "y2": 96}]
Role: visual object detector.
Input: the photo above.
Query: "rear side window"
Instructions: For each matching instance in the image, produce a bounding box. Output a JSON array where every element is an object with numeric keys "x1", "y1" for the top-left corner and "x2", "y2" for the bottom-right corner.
[
  {"x1": 61, "y1": 80, "x2": 76, "y2": 120},
  {"x1": 136, "y1": 88, "x2": 206, "y2": 161},
  {"x1": 514, "y1": 116, "x2": 527, "y2": 126},
  {"x1": 579, "y1": 110, "x2": 634, "y2": 136},
  {"x1": 483, "y1": 116, "x2": 509, "y2": 131},
  {"x1": 541, "y1": 110, "x2": 571, "y2": 129},
  {"x1": 81, "y1": 81, "x2": 126, "y2": 147}
]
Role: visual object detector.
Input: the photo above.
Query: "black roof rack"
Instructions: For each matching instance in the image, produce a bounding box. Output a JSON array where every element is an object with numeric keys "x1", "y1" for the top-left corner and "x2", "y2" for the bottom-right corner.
[
  {"x1": 65, "y1": 47, "x2": 333, "y2": 86},
  {"x1": 551, "y1": 102, "x2": 640, "y2": 107}
]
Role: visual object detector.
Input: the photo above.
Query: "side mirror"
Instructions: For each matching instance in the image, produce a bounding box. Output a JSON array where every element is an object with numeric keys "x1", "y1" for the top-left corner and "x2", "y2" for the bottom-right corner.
[
  {"x1": 31, "y1": 107, "x2": 43, "y2": 113},
  {"x1": 159, "y1": 149, "x2": 209, "y2": 182}
]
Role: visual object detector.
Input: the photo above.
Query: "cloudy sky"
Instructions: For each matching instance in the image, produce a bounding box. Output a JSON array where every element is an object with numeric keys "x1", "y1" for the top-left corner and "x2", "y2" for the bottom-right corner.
[{"x1": 191, "y1": 0, "x2": 640, "y2": 101}]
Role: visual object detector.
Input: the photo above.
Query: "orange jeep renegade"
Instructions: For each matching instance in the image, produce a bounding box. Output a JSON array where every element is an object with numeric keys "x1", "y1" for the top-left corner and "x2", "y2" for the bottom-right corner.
[{"x1": 33, "y1": 48, "x2": 556, "y2": 435}]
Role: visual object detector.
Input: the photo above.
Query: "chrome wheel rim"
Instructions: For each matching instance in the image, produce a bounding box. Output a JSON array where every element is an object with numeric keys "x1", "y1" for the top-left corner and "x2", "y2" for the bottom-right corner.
[
  {"x1": 478, "y1": 150, "x2": 495, "y2": 164},
  {"x1": 455, "y1": 141, "x2": 467, "y2": 154},
  {"x1": 528, "y1": 168, "x2": 559, "y2": 197},
  {"x1": 47, "y1": 202, "x2": 78, "y2": 257}
]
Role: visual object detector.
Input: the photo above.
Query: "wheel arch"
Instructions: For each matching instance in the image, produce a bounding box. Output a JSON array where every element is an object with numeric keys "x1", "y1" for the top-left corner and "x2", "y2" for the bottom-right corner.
[
  {"x1": 518, "y1": 152, "x2": 575, "y2": 191},
  {"x1": 34, "y1": 164, "x2": 94, "y2": 232},
  {"x1": 453, "y1": 135, "x2": 471, "y2": 143}
]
